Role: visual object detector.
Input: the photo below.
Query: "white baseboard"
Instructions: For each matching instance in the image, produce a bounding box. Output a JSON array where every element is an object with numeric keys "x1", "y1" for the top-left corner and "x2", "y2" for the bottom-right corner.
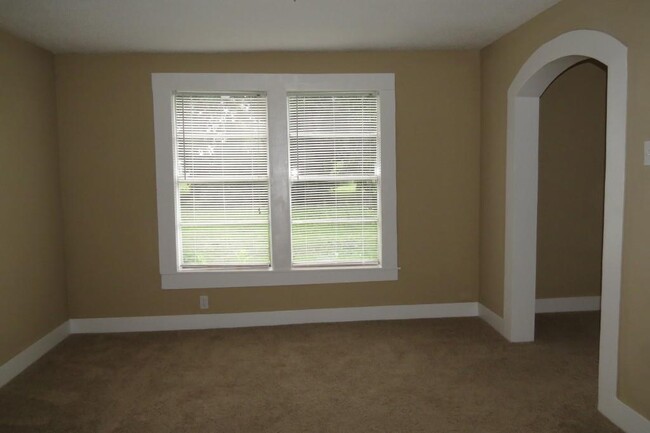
[
  {"x1": 478, "y1": 297, "x2": 602, "y2": 338},
  {"x1": 535, "y1": 296, "x2": 601, "y2": 313},
  {"x1": 0, "y1": 299, "x2": 600, "y2": 347},
  {"x1": 70, "y1": 302, "x2": 480, "y2": 333},
  {"x1": 474, "y1": 301, "x2": 649, "y2": 433},
  {"x1": 2, "y1": 302, "x2": 647, "y2": 433},
  {"x1": 478, "y1": 303, "x2": 506, "y2": 338},
  {"x1": 0, "y1": 321, "x2": 70, "y2": 388},
  {"x1": 1, "y1": 303, "x2": 478, "y2": 389},
  {"x1": 600, "y1": 396, "x2": 650, "y2": 433}
]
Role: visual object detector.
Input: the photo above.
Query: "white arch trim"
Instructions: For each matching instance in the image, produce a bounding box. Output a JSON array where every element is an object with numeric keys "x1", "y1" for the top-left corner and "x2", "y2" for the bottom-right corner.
[{"x1": 502, "y1": 30, "x2": 649, "y2": 432}]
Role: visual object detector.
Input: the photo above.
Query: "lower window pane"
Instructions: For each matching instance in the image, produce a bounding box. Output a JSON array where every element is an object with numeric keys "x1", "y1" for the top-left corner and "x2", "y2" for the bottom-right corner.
[
  {"x1": 290, "y1": 179, "x2": 379, "y2": 266},
  {"x1": 292, "y1": 222, "x2": 378, "y2": 266},
  {"x1": 181, "y1": 224, "x2": 270, "y2": 267},
  {"x1": 178, "y1": 181, "x2": 270, "y2": 267}
]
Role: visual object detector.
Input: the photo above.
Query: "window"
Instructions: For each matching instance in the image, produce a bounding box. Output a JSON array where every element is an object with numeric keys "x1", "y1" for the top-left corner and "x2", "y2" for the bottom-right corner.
[
  {"x1": 288, "y1": 92, "x2": 380, "y2": 267},
  {"x1": 175, "y1": 92, "x2": 271, "y2": 268},
  {"x1": 152, "y1": 73, "x2": 397, "y2": 289}
]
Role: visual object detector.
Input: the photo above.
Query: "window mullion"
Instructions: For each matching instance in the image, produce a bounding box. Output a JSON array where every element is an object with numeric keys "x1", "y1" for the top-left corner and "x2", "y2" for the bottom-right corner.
[
  {"x1": 379, "y1": 88, "x2": 397, "y2": 270},
  {"x1": 267, "y1": 88, "x2": 292, "y2": 271}
]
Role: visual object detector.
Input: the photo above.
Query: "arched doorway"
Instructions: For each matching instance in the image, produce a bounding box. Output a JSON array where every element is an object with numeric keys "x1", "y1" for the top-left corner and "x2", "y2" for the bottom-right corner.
[{"x1": 503, "y1": 30, "x2": 627, "y2": 418}]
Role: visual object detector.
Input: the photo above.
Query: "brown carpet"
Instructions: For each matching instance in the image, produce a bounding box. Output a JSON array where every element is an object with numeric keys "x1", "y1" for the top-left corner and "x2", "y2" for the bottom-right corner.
[{"x1": 0, "y1": 312, "x2": 621, "y2": 433}]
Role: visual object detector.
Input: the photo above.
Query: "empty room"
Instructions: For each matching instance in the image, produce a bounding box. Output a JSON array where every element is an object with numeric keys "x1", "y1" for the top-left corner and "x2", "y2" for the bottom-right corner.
[{"x1": 0, "y1": 1, "x2": 648, "y2": 432}]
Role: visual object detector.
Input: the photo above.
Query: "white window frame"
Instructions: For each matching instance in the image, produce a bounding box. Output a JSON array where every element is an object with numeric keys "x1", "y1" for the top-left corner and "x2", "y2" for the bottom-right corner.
[{"x1": 152, "y1": 73, "x2": 397, "y2": 289}]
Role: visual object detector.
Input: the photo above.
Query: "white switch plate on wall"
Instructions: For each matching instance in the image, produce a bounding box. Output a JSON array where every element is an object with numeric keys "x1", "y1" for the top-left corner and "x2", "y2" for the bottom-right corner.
[
  {"x1": 645, "y1": 141, "x2": 650, "y2": 166},
  {"x1": 199, "y1": 295, "x2": 209, "y2": 309}
]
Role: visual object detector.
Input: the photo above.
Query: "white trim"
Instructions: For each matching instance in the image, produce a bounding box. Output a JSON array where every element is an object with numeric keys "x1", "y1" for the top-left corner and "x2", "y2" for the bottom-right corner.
[
  {"x1": 479, "y1": 297, "x2": 603, "y2": 338},
  {"x1": 70, "y1": 302, "x2": 479, "y2": 334},
  {"x1": 503, "y1": 30, "x2": 630, "y2": 429},
  {"x1": 162, "y1": 267, "x2": 398, "y2": 289},
  {"x1": 535, "y1": 296, "x2": 601, "y2": 313},
  {"x1": 600, "y1": 396, "x2": 650, "y2": 433},
  {"x1": 478, "y1": 304, "x2": 506, "y2": 338},
  {"x1": 0, "y1": 322, "x2": 70, "y2": 388},
  {"x1": 2, "y1": 309, "x2": 648, "y2": 432},
  {"x1": 478, "y1": 304, "x2": 650, "y2": 432},
  {"x1": 151, "y1": 73, "x2": 398, "y2": 289}
]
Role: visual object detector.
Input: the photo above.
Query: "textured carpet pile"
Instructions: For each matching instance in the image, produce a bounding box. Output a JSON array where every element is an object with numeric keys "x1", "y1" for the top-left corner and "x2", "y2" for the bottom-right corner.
[{"x1": 0, "y1": 312, "x2": 620, "y2": 432}]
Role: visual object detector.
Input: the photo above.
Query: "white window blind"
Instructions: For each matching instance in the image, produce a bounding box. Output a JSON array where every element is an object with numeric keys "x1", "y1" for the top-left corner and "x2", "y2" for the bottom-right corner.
[
  {"x1": 173, "y1": 92, "x2": 270, "y2": 268},
  {"x1": 288, "y1": 92, "x2": 380, "y2": 267}
]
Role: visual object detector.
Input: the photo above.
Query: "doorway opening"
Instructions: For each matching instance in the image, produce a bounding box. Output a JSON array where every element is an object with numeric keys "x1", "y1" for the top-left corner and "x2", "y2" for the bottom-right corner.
[
  {"x1": 534, "y1": 59, "x2": 607, "y2": 406},
  {"x1": 502, "y1": 30, "x2": 627, "y2": 419},
  {"x1": 535, "y1": 59, "x2": 607, "y2": 314}
]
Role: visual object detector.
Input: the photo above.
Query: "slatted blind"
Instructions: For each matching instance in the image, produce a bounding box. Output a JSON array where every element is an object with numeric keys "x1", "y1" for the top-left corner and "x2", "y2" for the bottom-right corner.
[
  {"x1": 288, "y1": 92, "x2": 380, "y2": 266},
  {"x1": 174, "y1": 92, "x2": 270, "y2": 268}
]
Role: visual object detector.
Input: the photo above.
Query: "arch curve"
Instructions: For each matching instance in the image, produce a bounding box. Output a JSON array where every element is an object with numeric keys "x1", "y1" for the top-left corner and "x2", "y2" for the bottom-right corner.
[{"x1": 503, "y1": 29, "x2": 627, "y2": 417}]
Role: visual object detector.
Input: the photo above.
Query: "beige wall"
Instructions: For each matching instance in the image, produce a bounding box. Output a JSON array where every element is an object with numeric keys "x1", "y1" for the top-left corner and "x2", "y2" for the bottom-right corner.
[
  {"x1": 536, "y1": 61, "x2": 607, "y2": 299},
  {"x1": 54, "y1": 50, "x2": 481, "y2": 319},
  {"x1": 0, "y1": 30, "x2": 68, "y2": 364},
  {"x1": 480, "y1": 0, "x2": 650, "y2": 418}
]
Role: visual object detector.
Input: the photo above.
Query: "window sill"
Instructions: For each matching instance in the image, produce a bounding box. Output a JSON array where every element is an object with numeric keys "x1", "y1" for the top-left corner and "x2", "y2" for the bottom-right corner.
[{"x1": 161, "y1": 267, "x2": 398, "y2": 289}]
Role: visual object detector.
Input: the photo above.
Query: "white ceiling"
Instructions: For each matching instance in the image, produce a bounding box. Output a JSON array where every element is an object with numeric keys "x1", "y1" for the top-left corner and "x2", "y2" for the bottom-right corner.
[{"x1": 0, "y1": 0, "x2": 560, "y2": 53}]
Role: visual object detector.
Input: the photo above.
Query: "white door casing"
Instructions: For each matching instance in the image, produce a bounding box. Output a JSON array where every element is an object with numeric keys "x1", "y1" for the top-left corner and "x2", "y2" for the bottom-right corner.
[{"x1": 503, "y1": 30, "x2": 638, "y2": 428}]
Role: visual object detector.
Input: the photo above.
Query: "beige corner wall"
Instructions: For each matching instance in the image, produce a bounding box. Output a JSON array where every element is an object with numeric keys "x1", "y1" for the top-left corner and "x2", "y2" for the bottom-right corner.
[
  {"x1": 536, "y1": 61, "x2": 607, "y2": 299},
  {"x1": 54, "y1": 50, "x2": 480, "y2": 319},
  {"x1": 0, "y1": 30, "x2": 68, "y2": 365},
  {"x1": 480, "y1": 0, "x2": 650, "y2": 418}
]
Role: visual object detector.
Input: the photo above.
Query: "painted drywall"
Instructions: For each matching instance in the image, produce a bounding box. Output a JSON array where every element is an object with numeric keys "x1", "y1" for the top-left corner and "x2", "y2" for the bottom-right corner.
[
  {"x1": 479, "y1": 0, "x2": 650, "y2": 419},
  {"x1": 54, "y1": 51, "x2": 480, "y2": 318},
  {"x1": 536, "y1": 60, "x2": 607, "y2": 300},
  {"x1": 0, "y1": 29, "x2": 68, "y2": 365}
]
